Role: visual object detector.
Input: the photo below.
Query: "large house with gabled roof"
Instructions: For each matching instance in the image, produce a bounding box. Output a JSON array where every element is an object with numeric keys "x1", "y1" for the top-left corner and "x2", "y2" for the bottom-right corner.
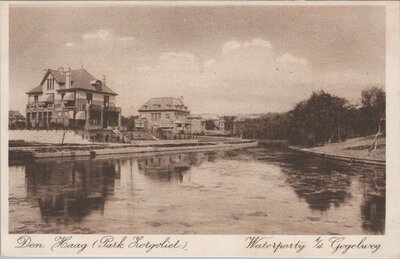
[
  {"x1": 136, "y1": 97, "x2": 190, "y2": 132},
  {"x1": 26, "y1": 67, "x2": 121, "y2": 130}
]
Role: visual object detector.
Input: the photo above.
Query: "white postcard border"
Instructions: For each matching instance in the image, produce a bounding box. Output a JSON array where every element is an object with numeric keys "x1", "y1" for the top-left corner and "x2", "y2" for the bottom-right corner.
[{"x1": 1, "y1": 1, "x2": 399, "y2": 257}]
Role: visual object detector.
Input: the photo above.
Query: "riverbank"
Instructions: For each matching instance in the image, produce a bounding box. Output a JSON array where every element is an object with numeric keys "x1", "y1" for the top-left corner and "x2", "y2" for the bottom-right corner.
[
  {"x1": 289, "y1": 135, "x2": 385, "y2": 166},
  {"x1": 9, "y1": 139, "x2": 257, "y2": 160}
]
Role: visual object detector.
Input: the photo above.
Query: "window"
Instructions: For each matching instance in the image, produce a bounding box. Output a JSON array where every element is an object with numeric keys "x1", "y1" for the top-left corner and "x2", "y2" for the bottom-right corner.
[
  {"x1": 86, "y1": 93, "x2": 93, "y2": 104},
  {"x1": 166, "y1": 113, "x2": 170, "y2": 119},
  {"x1": 104, "y1": 95, "x2": 110, "y2": 107},
  {"x1": 46, "y1": 78, "x2": 55, "y2": 90},
  {"x1": 34, "y1": 95, "x2": 38, "y2": 102},
  {"x1": 61, "y1": 93, "x2": 65, "y2": 100},
  {"x1": 151, "y1": 113, "x2": 162, "y2": 121}
]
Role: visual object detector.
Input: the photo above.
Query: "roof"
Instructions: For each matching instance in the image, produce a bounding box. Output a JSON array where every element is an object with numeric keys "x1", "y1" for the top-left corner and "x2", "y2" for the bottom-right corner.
[
  {"x1": 187, "y1": 114, "x2": 202, "y2": 119},
  {"x1": 26, "y1": 85, "x2": 43, "y2": 94},
  {"x1": 26, "y1": 68, "x2": 117, "y2": 95},
  {"x1": 138, "y1": 97, "x2": 189, "y2": 112},
  {"x1": 199, "y1": 113, "x2": 222, "y2": 121}
]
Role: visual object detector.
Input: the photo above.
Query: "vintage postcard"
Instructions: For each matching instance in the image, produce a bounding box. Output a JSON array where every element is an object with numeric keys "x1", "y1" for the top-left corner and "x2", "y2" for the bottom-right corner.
[{"x1": 1, "y1": 1, "x2": 399, "y2": 257}]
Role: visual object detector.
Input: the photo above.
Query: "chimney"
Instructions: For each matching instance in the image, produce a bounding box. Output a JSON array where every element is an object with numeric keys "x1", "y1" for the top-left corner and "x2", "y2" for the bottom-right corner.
[
  {"x1": 58, "y1": 66, "x2": 64, "y2": 74},
  {"x1": 65, "y1": 67, "x2": 71, "y2": 89},
  {"x1": 102, "y1": 75, "x2": 106, "y2": 86}
]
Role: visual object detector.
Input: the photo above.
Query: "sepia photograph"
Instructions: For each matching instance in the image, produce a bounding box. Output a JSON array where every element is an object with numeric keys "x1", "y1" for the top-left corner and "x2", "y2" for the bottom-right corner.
[{"x1": 2, "y1": 1, "x2": 400, "y2": 257}]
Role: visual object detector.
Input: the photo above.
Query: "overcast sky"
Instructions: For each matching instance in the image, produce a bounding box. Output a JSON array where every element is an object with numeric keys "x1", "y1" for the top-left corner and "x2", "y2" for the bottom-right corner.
[{"x1": 9, "y1": 4, "x2": 385, "y2": 116}]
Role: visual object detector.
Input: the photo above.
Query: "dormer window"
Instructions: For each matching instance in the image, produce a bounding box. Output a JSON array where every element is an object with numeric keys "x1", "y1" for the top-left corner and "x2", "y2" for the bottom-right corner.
[
  {"x1": 95, "y1": 81, "x2": 102, "y2": 90},
  {"x1": 90, "y1": 80, "x2": 102, "y2": 91},
  {"x1": 46, "y1": 78, "x2": 55, "y2": 90}
]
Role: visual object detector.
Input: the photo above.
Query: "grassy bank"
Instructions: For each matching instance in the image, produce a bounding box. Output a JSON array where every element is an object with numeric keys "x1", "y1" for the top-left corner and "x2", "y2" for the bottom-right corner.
[{"x1": 302, "y1": 135, "x2": 385, "y2": 161}]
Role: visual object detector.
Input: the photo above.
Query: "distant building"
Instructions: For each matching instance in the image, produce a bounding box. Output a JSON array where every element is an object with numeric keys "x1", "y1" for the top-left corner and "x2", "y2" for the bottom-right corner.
[
  {"x1": 186, "y1": 114, "x2": 204, "y2": 134},
  {"x1": 136, "y1": 97, "x2": 190, "y2": 132},
  {"x1": 9, "y1": 110, "x2": 26, "y2": 129},
  {"x1": 25, "y1": 67, "x2": 121, "y2": 130},
  {"x1": 199, "y1": 113, "x2": 226, "y2": 132}
]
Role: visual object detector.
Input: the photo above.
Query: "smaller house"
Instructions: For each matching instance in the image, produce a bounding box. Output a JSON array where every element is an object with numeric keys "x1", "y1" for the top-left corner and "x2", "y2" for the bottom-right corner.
[
  {"x1": 186, "y1": 114, "x2": 204, "y2": 134},
  {"x1": 136, "y1": 97, "x2": 191, "y2": 138}
]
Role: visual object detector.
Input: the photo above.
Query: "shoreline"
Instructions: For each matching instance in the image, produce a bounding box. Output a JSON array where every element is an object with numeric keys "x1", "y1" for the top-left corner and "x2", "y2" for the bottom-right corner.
[
  {"x1": 288, "y1": 146, "x2": 386, "y2": 166},
  {"x1": 9, "y1": 140, "x2": 258, "y2": 160}
]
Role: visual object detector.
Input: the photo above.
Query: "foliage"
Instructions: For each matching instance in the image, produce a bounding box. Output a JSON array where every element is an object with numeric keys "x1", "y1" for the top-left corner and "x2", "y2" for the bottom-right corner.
[
  {"x1": 287, "y1": 91, "x2": 354, "y2": 146},
  {"x1": 231, "y1": 87, "x2": 385, "y2": 147},
  {"x1": 234, "y1": 113, "x2": 290, "y2": 139},
  {"x1": 204, "y1": 119, "x2": 217, "y2": 130},
  {"x1": 359, "y1": 87, "x2": 385, "y2": 135},
  {"x1": 223, "y1": 116, "x2": 236, "y2": 134},
  {"x1": 121, "y1": 115, "x2": 138, "y2": 131}
]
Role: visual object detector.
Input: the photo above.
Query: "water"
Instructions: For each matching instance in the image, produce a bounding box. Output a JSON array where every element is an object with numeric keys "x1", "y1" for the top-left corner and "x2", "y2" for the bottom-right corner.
[{"x1": 9, "y1": 146, "x2": 385, "y2": 234}]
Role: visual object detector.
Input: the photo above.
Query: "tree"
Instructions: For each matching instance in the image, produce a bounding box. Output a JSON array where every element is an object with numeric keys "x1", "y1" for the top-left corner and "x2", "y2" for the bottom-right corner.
[
  {"x1": 288, "y1": 91, "x2": 353, "y2": 147},
  {"x1": 223, "y1": 116, "x2": 236, "y2": 135},
  {"x1": 360, "y1": 87, "x2": 385, "y2": 135},
  {"x1": 121, "y1": 115, "x2": 137, "y2": 131},
  {"x1": 204, "y1": 120, "x2": 217, "y2": 130}
]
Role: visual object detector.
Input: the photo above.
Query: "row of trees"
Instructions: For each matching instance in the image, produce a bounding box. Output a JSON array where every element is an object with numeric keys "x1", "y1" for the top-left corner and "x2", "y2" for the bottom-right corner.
[
  {"x1": 288, "y1": 87, "x2": 385, "y2": 146},
  {"x1": 234, "y1": 87, "x2": 385, "y2": 147},
  {"x1": 230, "y1": 113, "x2": 290, "y2": 140}
]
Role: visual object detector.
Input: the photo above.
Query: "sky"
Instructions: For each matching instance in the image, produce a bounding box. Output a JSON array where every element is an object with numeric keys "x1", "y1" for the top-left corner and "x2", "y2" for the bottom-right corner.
[{"x1": 9, "y1": 4, "x2": 385, "y2": 116}]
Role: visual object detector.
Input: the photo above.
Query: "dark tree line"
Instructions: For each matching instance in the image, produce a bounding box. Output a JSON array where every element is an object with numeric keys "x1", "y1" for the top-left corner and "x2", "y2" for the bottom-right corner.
[
  {"x1": 233, "y1": 113, "x2": 290, "y2": 140},
  {"x1": 232, "y1": 87, "x2": 385, "y2": 147},
  {"x1": 121, "y1": 115, "x2": 138, "y2": 131}
]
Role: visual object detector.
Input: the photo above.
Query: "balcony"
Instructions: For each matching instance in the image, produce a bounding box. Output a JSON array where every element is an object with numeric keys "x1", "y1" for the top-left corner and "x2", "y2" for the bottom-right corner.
[
  {"x1": 26, "y1": 102, "x2": 53, "y2": 110},
  {"x1": 63, "y1": 101, "x2": 76, "y2": 109},
  {"x1": 89, "y1": 104, "x2": 102, "y2": 111},
  {"x1": 104, "y1": 106, "x2": 121, "y2": 113}
]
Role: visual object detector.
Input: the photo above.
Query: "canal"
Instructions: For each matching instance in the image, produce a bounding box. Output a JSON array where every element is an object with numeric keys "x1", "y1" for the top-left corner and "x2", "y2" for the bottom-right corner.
[{"x1": 9, "y1": 145, "x2": 385, "y2": 234}]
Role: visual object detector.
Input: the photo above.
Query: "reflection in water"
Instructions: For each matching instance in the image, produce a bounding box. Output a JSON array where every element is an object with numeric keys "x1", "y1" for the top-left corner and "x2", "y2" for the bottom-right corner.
[
  {"x1": 138, "y1": 154, "x2": 190, "y2": 183},
  {"x1": 259, "y1": 151, "x2": 385, "y2": 233},
  {"x1": 25, "y1": 159, "x2": 120, "y2": 224},
  {"x1": 360, "y1": 173, "x2": 386, "y2": 234},
  {"x1": 10, "y1": 147, "x2": 385, "y2": 234},
  {"x1": 280, "y1": 154, "x2": 353, "y2": 211},
  {"x1": 137, "y1": 153, "x2": 210, "y2": 183}
]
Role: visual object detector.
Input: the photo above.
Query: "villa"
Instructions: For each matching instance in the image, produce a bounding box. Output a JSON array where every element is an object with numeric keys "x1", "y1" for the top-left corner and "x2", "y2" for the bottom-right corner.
[
  {"x1": 25, "y1": 67, "x2": 121, "y2": 130},
  {"x1": 136, "y1": 97, "x2": 190, "y2": 132}
]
